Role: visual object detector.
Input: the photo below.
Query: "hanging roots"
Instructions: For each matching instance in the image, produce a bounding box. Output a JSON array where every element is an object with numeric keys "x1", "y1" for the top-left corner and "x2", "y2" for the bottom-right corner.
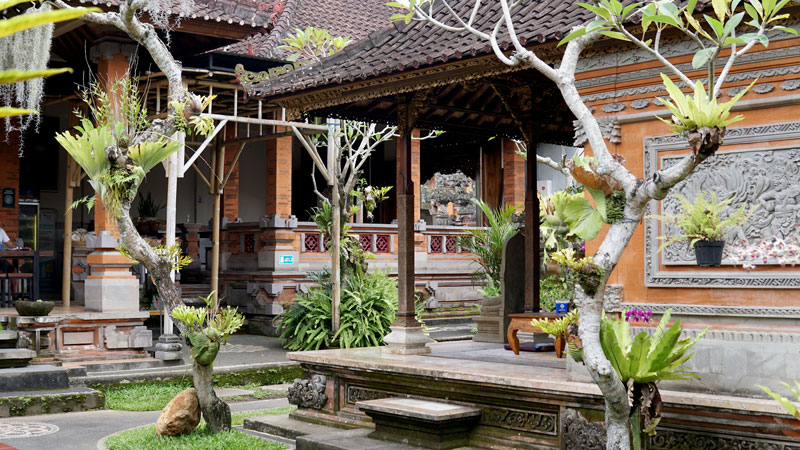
[{"x1": 0, "y1": 3, "x2": 55, "y2": 153}]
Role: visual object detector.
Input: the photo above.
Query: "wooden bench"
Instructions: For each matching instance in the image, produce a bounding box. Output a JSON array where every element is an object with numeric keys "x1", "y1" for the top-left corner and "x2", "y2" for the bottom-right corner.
[
  {"x1": 507, "y1": 312, "x2": 564, "y2": 357},
  {"x1": 357, "y1": 397, "x2": 481, "y2": 449}
]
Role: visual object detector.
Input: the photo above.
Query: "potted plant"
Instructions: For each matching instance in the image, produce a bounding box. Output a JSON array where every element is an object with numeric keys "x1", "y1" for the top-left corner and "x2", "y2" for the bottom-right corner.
[
  {"x1": 652, "y1": 191, "x2": 753, "y2": 267},
  {"x1": 14, "y1": 299, "x2": 55, "y2": 316}
]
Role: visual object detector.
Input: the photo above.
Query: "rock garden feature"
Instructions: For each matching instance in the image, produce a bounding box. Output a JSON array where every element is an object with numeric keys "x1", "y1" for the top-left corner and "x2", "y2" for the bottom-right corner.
[{"x1": 156, "y1": 388, "x2": 201, "y2": 436}]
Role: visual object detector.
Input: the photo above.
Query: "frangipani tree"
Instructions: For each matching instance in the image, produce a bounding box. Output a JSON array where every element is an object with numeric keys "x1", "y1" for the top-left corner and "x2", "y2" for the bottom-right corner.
[
  {"x1": 49, "y1": 0, "x2": 233, "y2": 433},
  {"x1": 390, "y1": 0, "x2": 796, "y2": 447}
]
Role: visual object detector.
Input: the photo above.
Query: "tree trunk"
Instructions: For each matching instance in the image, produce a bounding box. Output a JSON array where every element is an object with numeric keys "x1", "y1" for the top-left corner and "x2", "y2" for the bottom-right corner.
[{"x1": 193, "y1": 361, "x2": 231, "y2": 433}]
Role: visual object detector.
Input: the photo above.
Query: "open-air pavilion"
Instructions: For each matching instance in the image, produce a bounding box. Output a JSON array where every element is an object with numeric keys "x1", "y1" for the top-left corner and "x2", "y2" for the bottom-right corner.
[{"x1": 235, "y1": 0, "x2": 800, "y2": 448}]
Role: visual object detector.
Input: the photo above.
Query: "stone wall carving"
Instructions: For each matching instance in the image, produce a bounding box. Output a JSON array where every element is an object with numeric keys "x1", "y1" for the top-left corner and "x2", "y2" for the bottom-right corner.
[
  {"x1": 563, "y1": 409, "x2": 800, "y2": 449},
  {"x1": 481, "y1": 406, "x2": 558, "y2": 436},
  {"x1": 420, "y1": 171, "x2": 477, "y2": 226},
  {"x1": 563, "y1": 409, "x2": 606, "y2": 450},
  {"x1": 288, "y1": 374, "x2": 327, "y2": 409},
  {"x1": 624, "y1": 303, "x2": 800, "y2": 319},
  {"x1": 574, "y1": 117, "x2": 621, "y2": 146},
  {"x1": 345, "y1": 386, "x2": 390, "y2": 406},
  {"x1": 644, "y1": 122, "x2": 800, "y2": 288}
]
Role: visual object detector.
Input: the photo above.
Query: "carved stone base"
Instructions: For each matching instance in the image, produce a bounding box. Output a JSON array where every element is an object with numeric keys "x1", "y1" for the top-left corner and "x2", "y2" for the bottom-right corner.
[{"x1": 383, "y1": 326, "x2": 432, "y2": 355}]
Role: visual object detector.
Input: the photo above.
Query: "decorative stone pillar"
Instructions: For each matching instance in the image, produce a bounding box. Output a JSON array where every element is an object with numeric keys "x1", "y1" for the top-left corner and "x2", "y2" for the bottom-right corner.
[{"x1": 84, "y1": 44, "x2": 138, "y2": 313}]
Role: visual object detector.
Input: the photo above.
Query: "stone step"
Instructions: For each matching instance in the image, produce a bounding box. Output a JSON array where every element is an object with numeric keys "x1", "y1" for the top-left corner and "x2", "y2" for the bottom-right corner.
[
  {"x1": 297, "y1": 428, "x2": 429, "y2": 450},
  {"x1": 0, "y1": 386, "x2": 104, "y2": 417},
  {"x1": 54, "y1": 349, "x2": 150, "y2": 363},
  {"x1": 0, "y1": 364, "x2": 68, "y2": 391},
  {"x1": 0, "y1": 348, "x2": 35, "y2": 368},
  {"x1": 244, "y1": 413, "x2": 352, "y2": 440},
  {"x1": 61, "y1": 357, "x2": 183, "y2": 374},
  {"x1": 420, "y1": 316, "x2": 476, "y2": 327}
]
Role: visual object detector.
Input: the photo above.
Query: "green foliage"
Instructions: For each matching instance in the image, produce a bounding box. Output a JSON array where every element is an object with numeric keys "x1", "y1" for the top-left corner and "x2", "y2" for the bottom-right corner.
[
  {"x1": 171, "y1": 291, "x2": 244, "y2": 365},
  {"x1": 651, "y1": 191, "x2": 754, "y2": 249},
  {"x1": 478, "y1": 277, "x2": 502, "y2": 298},
  {"x1": 600, "y1": 309, "x2": 707, "y2": 384},
  {"x1": 759, "y1": 381, "x2": 800, "y2": 420},
  {"x1": 540, "y1": 275, "x2": 572, "y2": 312},
  {"x1": 656, "y1": 74, "x2": 755, "y2": 133},
  {"x1": 606, "y1": 188, "x2": 626, "y2": 224},
  {"x1": 459, "y1": 199, "x2": 519, "y2": 290},
  {"x1": 540, "y1": 191, "x2": 603, "y2": 254},
  {"x1": 137, "y1": 192, "x2": 165, "y2": 218},
  {"x1": 277, "y1": 269, "x2": 397, "y2": 351},
  {"x1": 551, "y1": 248, "x2": 604, "y2": 296},
  {"x1": 279, "y1": 26, "x2": 352, "y2": 62},
  {"x1": 118, "y1": 242, "x2": 193, "y2": 271},
  {"x1": 349, "y1": 180, "x2": 392, "y2": 221},
  {"x1": 531, "y1": 309, "x2": 579, "y2": 340}
]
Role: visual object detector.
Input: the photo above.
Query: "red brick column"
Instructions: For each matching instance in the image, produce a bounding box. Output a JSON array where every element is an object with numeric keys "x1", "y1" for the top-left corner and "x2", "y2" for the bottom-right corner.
[
  {"x1": 502, "y1": 138, "x2": 526, "y2": 208},
  {"x1": 265, "y1": 133, "x2": 292, "y2": 218},
  {"x1": 222, "y1": 123, "x2": 240, "y2": 222},
  {"x1": 0, "y1": 134, "x2": 20, "y2": 238}
]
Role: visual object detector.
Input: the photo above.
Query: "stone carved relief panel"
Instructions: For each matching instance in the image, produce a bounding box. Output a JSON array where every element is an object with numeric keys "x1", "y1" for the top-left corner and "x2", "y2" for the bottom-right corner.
[
  {"x1": 644, "y1": 122, "x2": 800, "y2": 288},
  {"x1": 481, "y1": 406, "x2": 558, "y2": 436},
  {"x1": 420, "y1": 171, "x2": 477, "y2": 226}
]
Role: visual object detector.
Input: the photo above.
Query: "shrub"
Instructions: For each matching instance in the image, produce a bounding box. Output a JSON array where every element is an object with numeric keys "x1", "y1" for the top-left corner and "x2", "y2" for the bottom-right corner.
[{"x1": 277, "y1": 269, "x2": 397, "y2": 351}]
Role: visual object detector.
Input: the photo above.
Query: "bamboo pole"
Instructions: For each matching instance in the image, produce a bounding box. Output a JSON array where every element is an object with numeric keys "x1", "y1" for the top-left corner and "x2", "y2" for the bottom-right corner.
[
  {"x1": 328, "y1": 119, "x2": 341, "y2": 332},
  {"x1": 61, "y1": 157, "x2": 77, "y2": 306},
  {"x1": 210, "y1": 140, "x2": 225, "y2": 302}
]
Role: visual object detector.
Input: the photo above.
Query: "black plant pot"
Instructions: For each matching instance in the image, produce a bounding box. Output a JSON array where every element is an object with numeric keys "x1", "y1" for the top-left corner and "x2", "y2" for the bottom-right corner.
[{"x1": 694, "y1": 240, "x2": 725, "y2": 267}]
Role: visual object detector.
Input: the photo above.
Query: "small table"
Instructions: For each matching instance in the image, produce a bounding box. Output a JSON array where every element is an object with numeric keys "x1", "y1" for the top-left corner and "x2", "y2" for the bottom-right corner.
[
  {"x1": 0, "y1": 250, "x2": 41, "y2": 302},
  {"x1": 507, "y1": 312, "x2": 563, "y2": 357}
]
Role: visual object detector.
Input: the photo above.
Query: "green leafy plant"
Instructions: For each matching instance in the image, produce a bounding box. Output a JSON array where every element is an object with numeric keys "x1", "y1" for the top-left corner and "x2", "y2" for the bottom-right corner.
[
  {"x1": 601, "y1": 309, "x2": 707, "y2": 449},
  {"x1": 137, "y1": 192, "x2": 165, "y2": 218},
  {"x1": 759, "y1": 381, "x2": 800, "y2": 420},
  {"x1": 656, "y1": 74, "x2": 755, "y2": 134},
  {"x1": 276, "y1": 269, "x2": 397, "y2": 351},
  {"x1": 458, "y1": 199, "x2": 519, "y2": 294},
  {"x1": 650, "y1": 191, "x2": 754, "y2": 250},
  {"x1": 540, "y1": 275, "x2": 572, "y2": 312},
  {"x1": 278, "y1": 26, "x2": 352, "y2": 62},
  {"x1": 551, "y1": 248, "x2": 604, "y2": 297},
  {"x1": 531, "y1": 309, "x2": 579, "y2": 342},
  {"x1": 540, "y1": 191, "x2": 603, "y2": 254},
  {"x1": 172, "y1": 291, "x2": 244, "y2": 366}
]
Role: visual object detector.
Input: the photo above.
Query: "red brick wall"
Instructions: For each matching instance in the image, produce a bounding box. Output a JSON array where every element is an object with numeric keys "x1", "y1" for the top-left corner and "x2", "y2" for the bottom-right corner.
[
  {"x1": 502, "y1": 138, "x2": 526, "y2": 208},
  {"x1": 0, "y1": 132, "x2": 20, "y2": 238},
  {"x1": 265, "y1": 134, "x2": 292, "y2": 218},
  {"x1": 223, "y1": 123, "x2": 239, "y2": 221}
]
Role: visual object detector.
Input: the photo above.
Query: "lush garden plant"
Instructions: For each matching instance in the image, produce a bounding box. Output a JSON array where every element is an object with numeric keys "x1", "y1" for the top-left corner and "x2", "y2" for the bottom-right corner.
[
  {"x1": 277, "y1": 268, "x2": 397, "y2": 351},
  {"x1": 760, "y1": 381, "x2": 800, "y2": 420},
  {"x1": 459, "y1": 199, "x2": 520, "y2": 294},
  {"x1": 601, "y1": 309, "x2": 707, "y2": 449}
]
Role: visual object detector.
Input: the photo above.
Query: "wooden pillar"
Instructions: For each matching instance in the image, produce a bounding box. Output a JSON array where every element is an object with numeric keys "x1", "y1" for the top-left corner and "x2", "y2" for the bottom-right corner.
[
  {"x1": 222, "y1": 123, "x2": 240, "y2": 222},
  {"x1": 61, "y1": 156, "x2": 81, "y2": 306},
  {"x1": 524, "y1": 132, "x2": 540, "y2": 313},
  {"x1": 502, "y1": 139, "x2": 526, "y2": 207},
  {"x1": 383, "y1": 96, "x2": 431, "y2": 354},
  {"x1": 411, "y1": 129, "x2": 421, "y2": 223},
  {"x1": 210, "y1": 141, "x2": 224, "y2": 302}
]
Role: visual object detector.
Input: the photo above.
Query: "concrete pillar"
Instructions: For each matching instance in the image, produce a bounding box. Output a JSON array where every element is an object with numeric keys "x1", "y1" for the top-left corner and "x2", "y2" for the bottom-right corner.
[
  {"x1": 502, "y1": 138, "x2": 526, "y2": 207},
  {"x1": 84, "y1": 48, "x2": 138, "y2": 313}
]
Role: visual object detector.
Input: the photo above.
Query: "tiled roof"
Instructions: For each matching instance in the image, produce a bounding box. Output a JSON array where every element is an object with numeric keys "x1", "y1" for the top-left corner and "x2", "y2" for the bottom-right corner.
[
  {"x1": 216, "y1": 0, "x2": 394, "y2": 58},
  {"x1": 244, "y1": 0, "x2": 716, "y2": 98},
  {"x1": 72, "y1": 0, "x2": 281, "y2": 28}
]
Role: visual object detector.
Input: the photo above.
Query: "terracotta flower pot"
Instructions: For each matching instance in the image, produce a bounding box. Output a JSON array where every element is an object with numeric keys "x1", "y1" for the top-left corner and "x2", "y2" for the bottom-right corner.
[{"x1": 14, "y1": 300, "x2": 54, "y2": 316}]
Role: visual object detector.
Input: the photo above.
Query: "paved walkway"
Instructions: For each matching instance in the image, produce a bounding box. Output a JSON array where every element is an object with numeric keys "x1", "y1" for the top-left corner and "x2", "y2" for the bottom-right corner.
[{"x1": 0, "y1": 397, "x2": 290, "y2": 450}]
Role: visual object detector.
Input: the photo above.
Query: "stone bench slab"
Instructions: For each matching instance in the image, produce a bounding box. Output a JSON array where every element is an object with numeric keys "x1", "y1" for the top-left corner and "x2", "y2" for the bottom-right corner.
[
  {"x1": 357, "y1": 398, "x2": 481, "y2": 422},
  {"x1": 0, "y1": 349, "x2": 34, "y2": 368}
]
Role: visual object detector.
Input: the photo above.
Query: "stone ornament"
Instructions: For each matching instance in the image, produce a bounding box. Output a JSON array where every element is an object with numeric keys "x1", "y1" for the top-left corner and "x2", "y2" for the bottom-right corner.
[
  {"x1": 601, "y1": 102, "x2": 626, "y2": 113},
  {"x1": 574, "y1": 117, "x2": 621, "y2": 146},
  {"x1": 726, "y1": 86, "x2": 745, "y2": 97},
  {"x1": 780, "y1": 79, "x2": 800, "y2": 91},
  {"x1": 288, "y1": 374, "x2": 328, "y2": 409},
  {"x1": 753, "y1": 83, "x2": 775, "y2": 94},
  {"x1": 156, "y1": 388, "x2": 201, "y2": 436},
  {"x1": 631, "y1": 98, "x2": 650, "y2": 109}
]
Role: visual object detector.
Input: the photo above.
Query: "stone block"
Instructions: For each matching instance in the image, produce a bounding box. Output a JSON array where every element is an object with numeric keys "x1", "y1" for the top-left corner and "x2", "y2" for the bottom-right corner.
[
  {"x1": 85, "y1": 277, "x2": 139, "y2": 312},
  {"x1": 0, "y1": 364, "x2": 68, "y2": 390},
  {"x1": 63, "y1": 331, "x2": 95, "y2": 346},
  {"x1": 155, "y1": 334, "x2": 183, "y2": 361},
  {"x1": 104, "y1": 326, "x2": 130, "y2": 349},
  {"x1": 0, "y1": 349, "x2": 35, "y2": 368},
  {"x1": 130, "y1": 326, "x2": 152, "y2": 348}
]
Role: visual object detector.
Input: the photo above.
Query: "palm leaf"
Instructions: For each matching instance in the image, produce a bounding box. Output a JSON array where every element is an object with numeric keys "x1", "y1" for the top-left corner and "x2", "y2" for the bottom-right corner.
[{"x1": 0, "y1": 7, "x2": 100, "y2": 38}]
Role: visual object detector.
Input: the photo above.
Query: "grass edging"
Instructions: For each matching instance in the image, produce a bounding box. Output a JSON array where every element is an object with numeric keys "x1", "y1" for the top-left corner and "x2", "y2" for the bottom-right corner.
[{"x1": 98, "y1": 406, "x2": 296, "y2": 450}]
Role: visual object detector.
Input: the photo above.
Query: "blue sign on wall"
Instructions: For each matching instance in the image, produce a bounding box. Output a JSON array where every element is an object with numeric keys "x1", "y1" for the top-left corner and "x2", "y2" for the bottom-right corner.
[{"x1": 279, "y1": 255, "x2": 294, "y2": 264}]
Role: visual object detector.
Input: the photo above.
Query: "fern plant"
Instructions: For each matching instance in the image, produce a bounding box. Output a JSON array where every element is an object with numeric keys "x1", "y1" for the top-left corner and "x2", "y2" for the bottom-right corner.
[
  {"x1": 600, "y1": 309, "x2": 707, "y2": 448},
  {"x1": 651, "y1": 191, "x2": 754, "y2": 250},
  {"x1": 656, "y1": 73, "x2": 756, "y2": 134},
  {"x1": 171, "y1": 291, "x2": 244, "y2": 366}
]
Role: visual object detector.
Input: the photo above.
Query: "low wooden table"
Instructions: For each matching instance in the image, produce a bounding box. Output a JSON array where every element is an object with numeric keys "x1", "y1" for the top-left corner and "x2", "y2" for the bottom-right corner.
[{"x1": 507, "y1": 312, "x2": 563, "y2": 357}]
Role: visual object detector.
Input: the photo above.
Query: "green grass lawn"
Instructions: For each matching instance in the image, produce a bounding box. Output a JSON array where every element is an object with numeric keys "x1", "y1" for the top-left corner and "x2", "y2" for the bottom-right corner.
[
  {"x1": 102, "y1": 381, "x2": 289, "y2": 411},
  {"x1": 105, "y1": 406, "x2": 295, "y2": 450}
]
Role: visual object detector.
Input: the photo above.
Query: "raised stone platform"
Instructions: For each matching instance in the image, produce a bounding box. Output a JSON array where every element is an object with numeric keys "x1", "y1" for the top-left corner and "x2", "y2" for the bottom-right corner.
[
  {"x1": 0, "y1": 349, "x2": 35, "y2": 368},
  {"x1": 277, "y1": 341, "x2": 800, "y2": 449},
  {"x1": 0, "y1": 386, "x2": 104, "y2": 417},
  {"x1": 0, "y1": 365, "x2": 68, "y2": 391}
]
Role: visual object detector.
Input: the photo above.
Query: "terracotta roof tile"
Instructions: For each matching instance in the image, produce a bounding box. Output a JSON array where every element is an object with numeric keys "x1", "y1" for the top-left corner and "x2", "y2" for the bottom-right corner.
[{"x1": 244, "y1": 0, "x2": 592, "y2": 98}]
